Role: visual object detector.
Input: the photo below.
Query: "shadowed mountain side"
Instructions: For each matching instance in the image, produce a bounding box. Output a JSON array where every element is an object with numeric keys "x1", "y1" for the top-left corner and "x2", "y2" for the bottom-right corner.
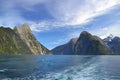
[
  {"x1": 74, "y1": 31, "x2": 109, "y2": 55},
  {"x1": 52, "y1": 31, "x2": 111, "y2": 55},
  {"x1": 104, "y1": 36, "x2": 120, "y2": 54},
  {"x1": 52, "y1": 38, "x2": 78, "y2": 55}
]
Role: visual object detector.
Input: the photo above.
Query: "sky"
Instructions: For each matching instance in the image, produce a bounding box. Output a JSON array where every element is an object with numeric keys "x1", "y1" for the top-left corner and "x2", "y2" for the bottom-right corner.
[{"x1": 0, "y1": 0, "x2": 120, "y2": 49}]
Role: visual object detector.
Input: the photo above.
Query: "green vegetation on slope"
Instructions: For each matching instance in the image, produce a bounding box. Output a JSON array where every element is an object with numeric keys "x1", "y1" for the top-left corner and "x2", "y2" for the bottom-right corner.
[
  {"x1": 0, "y1": 27, "x2": 32, "y2": 54},
  {"x1": 74, "y1": 31, "x2": 109, "y2": 55}
]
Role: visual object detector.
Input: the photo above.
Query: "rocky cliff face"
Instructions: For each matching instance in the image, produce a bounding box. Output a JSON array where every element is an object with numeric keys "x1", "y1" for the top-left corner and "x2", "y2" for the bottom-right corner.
[
  {"x1": 14, "y1": 23, "x2": 50, "y2": 54},
  {"x1": 104, "y1": 37, "x2": 120, "y2": 54},
  {"x1": 74, "y1": 31, "x2": 109, "y2": 55},
  {"x1": 52, "y1": 31, "x2": 110, "y2": 55},
  {"x1": 0, "y1": 23, "x2": 50, "y2": 54},
  {"x1": 52, "y1": 38, "x2": 78, "y2": 55},
  {"x1": 0, "y1": 27, "x2": 32, "y2": 54}
]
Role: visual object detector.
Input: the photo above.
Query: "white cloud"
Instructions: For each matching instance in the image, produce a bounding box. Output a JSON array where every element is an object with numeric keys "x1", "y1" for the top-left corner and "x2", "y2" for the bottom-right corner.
[
  {"x1": 31, "y1": 21, "x2": 50, "y2": 32},
  {"x1": 52, "y1": 39, "x2": 67, "y2": 45},
  {"x1": 46, "y1": 0, "x2": 120, "y2": 26},
  {"x1": 0, "y1": 12, "x2": 24, "y2": 27},
  {"x1": 0, "y1": 0, "x2": 49, "y2": 27},
  {"x1": 0, "y1": 11, "x2": 34, "y2": 28},
  {"x1": 0, "y1": 0, "x2": 120, "y2": 32},
  {"x1": 91, "y1": 22, "x2": 120, "y2": 39},
  {"x1": 65, "y1": 21, "x2": 120, "y2": 40},
  {"x1": 30, "y1": 0, "x2": 120, "y2": 32},
  {"x1": 30, "y1": 20, "x2": 74, "y2": 32}
]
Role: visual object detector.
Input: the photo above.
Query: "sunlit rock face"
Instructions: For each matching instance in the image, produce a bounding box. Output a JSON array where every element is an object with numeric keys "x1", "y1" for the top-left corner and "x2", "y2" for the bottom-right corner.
[
  {"x1": 0, "y1": 23, "x2": 50, "y2": 54},
  {"x1": 14, "y1": 23, "x2": 50, "y2": 54},
  {"x1": 0, "y1": 26, "x2": 32, "y2": 54}
]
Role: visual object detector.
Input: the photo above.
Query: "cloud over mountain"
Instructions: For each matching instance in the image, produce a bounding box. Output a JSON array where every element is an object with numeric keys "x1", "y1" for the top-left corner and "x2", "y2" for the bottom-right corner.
[{"x1": 0, "y1": 0, "x2": 120, "y2": 49}]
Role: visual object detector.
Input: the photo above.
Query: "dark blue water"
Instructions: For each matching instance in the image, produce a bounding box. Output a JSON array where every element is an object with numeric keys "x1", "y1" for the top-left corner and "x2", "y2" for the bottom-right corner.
[{"x1": 0, "y1": 55, "x2": 120, "y2": 80}]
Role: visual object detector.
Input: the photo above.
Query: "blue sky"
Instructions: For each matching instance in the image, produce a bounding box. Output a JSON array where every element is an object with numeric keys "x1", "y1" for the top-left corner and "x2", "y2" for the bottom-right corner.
[{"x1": 0, "y1": 0, "x2": 120, "y2": 49}]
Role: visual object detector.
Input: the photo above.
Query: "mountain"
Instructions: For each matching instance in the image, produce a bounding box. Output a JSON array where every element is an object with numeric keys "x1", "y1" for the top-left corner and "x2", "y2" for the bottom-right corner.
[
  {"x1": 0, "y1": 23, "x2": 50, "y2": 54},
  {"x1": 104, "y1": 36, "x2": 120, "y2": 54},
  {"x1": 52, "y1": 38, "x2": 78, "y2": 55},
  {"x1": 52, "y1": 31, "x2": 109, "y2": 55},
  {"x1": 103, "y1": 34, "x2": 114, "y2": 44},
  {"x1": 74, "y1": 31, "x2": 109, "y2": 55},
  {"x1": 0, "y1": 26, "x2": 31, "y2": 54}
]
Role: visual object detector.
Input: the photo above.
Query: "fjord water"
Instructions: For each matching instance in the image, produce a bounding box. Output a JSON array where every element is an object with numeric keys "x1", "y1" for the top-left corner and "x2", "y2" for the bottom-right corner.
[{"x1": 0, "y1": 55, "x2": 120, "y2": 80}]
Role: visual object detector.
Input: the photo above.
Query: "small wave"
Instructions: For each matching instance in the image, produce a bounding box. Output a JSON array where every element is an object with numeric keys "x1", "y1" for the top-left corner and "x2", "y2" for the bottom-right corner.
[
  {"x1": 0, "y1": 69, "x2": 9, "y2": 72},
  {"x1": 39, "y1": 58, "x2": 99, "y2": 80},
  {"x1": 0, "y1": 69, "x2": 16, "y2": 73},
  {"x1": 2, "y1": 56, "x2": 115, "y2": 80},
  {"x1": 9, "y1": 57, "x2": 101, "y2": 80}
]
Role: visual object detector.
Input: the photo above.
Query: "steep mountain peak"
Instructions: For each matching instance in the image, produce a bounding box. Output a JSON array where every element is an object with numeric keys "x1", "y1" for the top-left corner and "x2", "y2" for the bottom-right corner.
[
  {"x1": 70, "y1": 38, "x2": 78, "y2": 44},
  {"x1": 23, "y1": 23, "x2": 29, "y2": 26},
  {"x1": 14, "y1": 23, "x2": 31, "y2": 34},
  {"x1": 103, "y1": 34, "x2": 115, "y2": 44},
  {"x1": 113, "y1": 37, "x2": 120, "y2": 41},
  {"x1": 0, "y1": 26, "x2": 32, "y2": 54},
  {"x1": 107, "y1": 34, "x2": 114, "y2": 41},
  {"x1": 109, "y1": 34, "x2": 114, "y2": 38},
  {"x1": 22, "y1": 23, "x2": 31, "y2": 30},
  {"x1": 52, "y1": 31, "x2": 120, "y2": 55},
  {"x1": 106, "y1": 36, "x2": 120, "y2": 54},
  {"x1": 74, "y1": 31, "x2": 109, "y2": 55},
  {"x1": 79, "y1": 31, "x2": 92, "y2": 40},
  {"x1": 80, "y1": 31, "x2": 91, "y2": 36},
  {"x1": 14, "y1": 23, "x2": 50, "y2": 54}
]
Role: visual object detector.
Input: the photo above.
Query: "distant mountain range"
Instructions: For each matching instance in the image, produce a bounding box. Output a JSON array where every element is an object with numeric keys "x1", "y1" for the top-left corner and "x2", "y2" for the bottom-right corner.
[
  {"x1": 0, "y1": 24, "x2": 120, "y2": 55},
  {"x1": 0, "y1": 23, "x2": 50, "y2": 54},
  {"x1": 52, "y1": 31, "x2": 120, "y2": 55}
]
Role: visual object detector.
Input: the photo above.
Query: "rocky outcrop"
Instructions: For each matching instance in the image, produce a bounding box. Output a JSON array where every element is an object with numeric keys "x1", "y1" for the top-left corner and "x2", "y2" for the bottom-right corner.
[
  {"x1": 52, "y1": 31, "x2": 110, "y2": 55},
  {"x1": 0, "y1": 23, "x2": 50, "y2": 54},
  {"x1": 14, "y1": 23, "x2": 50, "y2": 54},
  {"x1": 104, "y1": 36, "x2": 120, "y2": 54},
  {"x1": 0, "y1": 27, "x2": 32, "y2": 54},
  {"x1": 74, "y1": 31, "x2": 109, "y2": 55}
]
